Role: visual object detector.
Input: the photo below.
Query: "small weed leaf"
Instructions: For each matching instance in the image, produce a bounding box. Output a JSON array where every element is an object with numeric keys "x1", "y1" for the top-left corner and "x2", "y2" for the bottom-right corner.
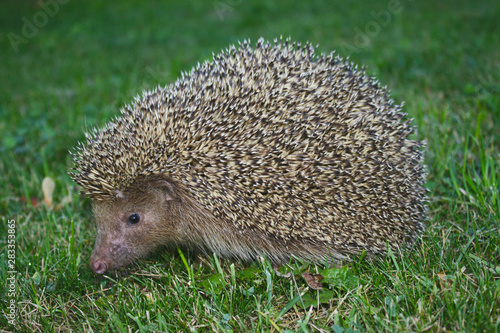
[
  {"x1": 241, "y1": 286, "x2": 254, "y2": 296},
  {"x1": 32, "y1": 271, "x2": 41, "y2": 285},
  {"x1": 200, "y1": 273, "x2": 225, "y2": 293},
  {"x1": 321, "y1": 266, "x2": 360, "y2": 290},
  {"x1": 299, "y1": 289, "x2": 336, "y2": 309},
  {"x1": 236, "y1": 267, "x2": 261, "y2": 281}
]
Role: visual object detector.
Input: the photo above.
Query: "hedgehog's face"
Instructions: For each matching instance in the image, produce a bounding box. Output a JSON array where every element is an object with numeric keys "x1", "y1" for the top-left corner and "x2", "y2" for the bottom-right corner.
[{"x1": 89, "y1": 183, "x2": 180, "y2": 274}]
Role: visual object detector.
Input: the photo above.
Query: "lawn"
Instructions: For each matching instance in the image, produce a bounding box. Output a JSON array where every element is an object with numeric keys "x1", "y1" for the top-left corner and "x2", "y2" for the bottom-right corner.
[{"x1": 0, "y1": 0, "x2": 499, "y2": 332}]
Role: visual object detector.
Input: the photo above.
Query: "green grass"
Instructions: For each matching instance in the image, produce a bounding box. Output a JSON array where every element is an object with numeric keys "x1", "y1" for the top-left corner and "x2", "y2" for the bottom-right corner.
[{"x1": 1, "y1": 0, "x2": 499, "y2": 331}]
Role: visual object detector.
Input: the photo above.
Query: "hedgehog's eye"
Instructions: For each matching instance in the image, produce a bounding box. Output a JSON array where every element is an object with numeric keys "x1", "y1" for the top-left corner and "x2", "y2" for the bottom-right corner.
[{"x1": 128, "y1": 214, "x2": 141, "y2": 225}]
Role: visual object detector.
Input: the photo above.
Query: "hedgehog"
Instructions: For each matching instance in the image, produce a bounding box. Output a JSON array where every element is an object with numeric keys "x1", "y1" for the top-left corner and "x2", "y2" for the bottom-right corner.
[{"x1": 70, "y1": 38, "x2": 427, "y2": 275}]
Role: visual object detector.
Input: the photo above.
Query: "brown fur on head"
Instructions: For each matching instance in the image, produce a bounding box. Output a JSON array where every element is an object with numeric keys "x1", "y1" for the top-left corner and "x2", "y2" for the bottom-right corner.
[{"x1": 89, "y1": 177, "x2": 187, "y2": 274}]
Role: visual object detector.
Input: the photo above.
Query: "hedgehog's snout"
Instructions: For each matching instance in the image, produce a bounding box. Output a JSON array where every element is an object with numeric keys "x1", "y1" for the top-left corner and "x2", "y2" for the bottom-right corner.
[
  {"x1": 89, "y1": 233, "x2": 116, "y2": 274},
  {"x1": 89, "y1": 245, "x2": 111, "y2": 274},
  {"x1": 90, "y1": 259, "x2": 108, "y2": 274},
  {"x1": 89, "y1": 226, "x2": 140, "y2": 274}
]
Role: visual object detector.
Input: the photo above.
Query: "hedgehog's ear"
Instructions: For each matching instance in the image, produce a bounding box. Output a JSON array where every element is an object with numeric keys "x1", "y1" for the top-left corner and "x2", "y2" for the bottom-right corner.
[{"x1": 154, "y1": 179, "x2": 177, "y2": 201}]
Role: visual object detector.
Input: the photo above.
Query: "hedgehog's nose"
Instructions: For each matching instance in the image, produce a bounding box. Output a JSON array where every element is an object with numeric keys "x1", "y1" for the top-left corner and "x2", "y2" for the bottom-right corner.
[{"x1": 91, "y1": 260, "x2": 108, "y2": 274}]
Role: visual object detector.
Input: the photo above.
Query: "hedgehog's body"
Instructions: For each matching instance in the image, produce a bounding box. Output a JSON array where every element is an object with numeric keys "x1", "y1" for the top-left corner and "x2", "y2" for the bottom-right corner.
[{"x1": 72, "y1": 38, "x2": 427, "y2": 274}]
